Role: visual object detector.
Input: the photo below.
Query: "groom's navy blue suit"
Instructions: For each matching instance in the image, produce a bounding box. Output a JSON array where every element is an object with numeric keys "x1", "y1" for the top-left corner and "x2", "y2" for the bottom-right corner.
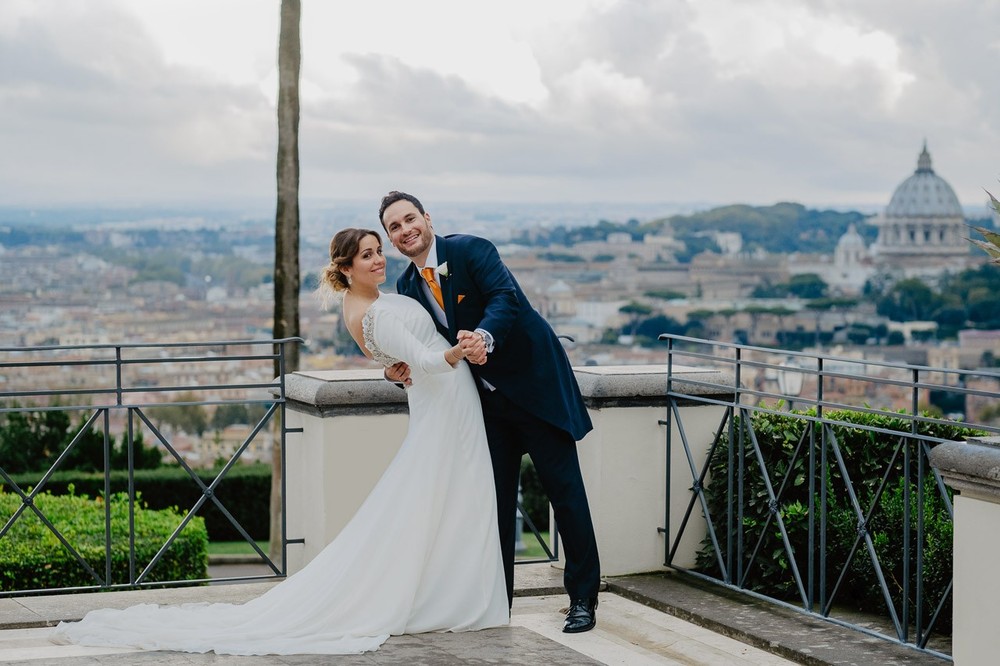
[{"x1": 397, "y1": 233, "x2": 601, "y2": 605}]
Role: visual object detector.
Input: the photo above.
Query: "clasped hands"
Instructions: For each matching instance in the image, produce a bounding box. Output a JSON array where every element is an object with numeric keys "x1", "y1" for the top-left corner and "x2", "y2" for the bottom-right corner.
[
  {"x1": 457, "y1": 330, "x2": 488, "y2": 365},
  {"x1": 385, "y1": 329, "x2": 487, "y2": 387}
]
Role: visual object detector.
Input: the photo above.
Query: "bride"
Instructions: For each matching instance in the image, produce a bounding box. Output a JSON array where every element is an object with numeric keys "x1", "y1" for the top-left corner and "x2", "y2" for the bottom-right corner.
[{"x1": 53, "y1": 228, "x2": 509, "y2": 655}]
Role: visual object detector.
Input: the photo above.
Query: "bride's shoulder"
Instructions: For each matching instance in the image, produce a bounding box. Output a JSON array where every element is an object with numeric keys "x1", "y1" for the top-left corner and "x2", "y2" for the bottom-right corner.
[{"x1": 372, "y1": 292, "x2": 414, "y2": 312}]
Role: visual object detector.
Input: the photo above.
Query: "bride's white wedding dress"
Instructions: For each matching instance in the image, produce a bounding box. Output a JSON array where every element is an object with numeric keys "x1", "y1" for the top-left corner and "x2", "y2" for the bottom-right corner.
[{"x1": 52, "y1": 293, "x2": 509, "y2": 655}]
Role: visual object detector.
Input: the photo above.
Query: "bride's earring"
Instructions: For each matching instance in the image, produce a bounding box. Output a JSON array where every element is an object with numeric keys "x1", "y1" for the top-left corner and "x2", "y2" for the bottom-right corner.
[{"x1": 347, "y1": 275, "x2": 353, "y2": 286}]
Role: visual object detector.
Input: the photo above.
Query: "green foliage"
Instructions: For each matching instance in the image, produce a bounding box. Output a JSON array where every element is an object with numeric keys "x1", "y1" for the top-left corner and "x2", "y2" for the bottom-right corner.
[
  {"x1": 753, "y1": 274, "x2": 829, "y2": 299},
  {"x1": 875, "y1": 278, "x2": 945, "y2": 322},
  {"x1": 0, "y1": 490, "x2": 207, "y2": 591},
  {"x1": 694, "y1": 409, "x2": 981, "y2": 634},
  {"x1": 632, "y1": 315, "x2": 686, "y2": 345},
  {"x1": 6, "y1": 463, "x2": 271, "y2": 542},
  {"x1": 672, "y1": 235, "x2": 720, "y2": 263},
  {"x1": 507, "y1": 202, "x2": 866, "y2": 261},
  {"x1": 788, "y1": 274, "x2": 829, "y2": 299},
  {"x1": 145, "y1": 395, "x2": 209, "y2": 436},
  {"x1": 0, "y1": 410, "x2": 70, "y2": 473},
  {"x1": 644, "y1": 289, "x2": 686, "y2": 300},
  {"x1": 666, "y1": 202, "x2": 871, "y2": 255},
  {"x1": 210, "y1": 402, "x2": 269, "y2": 431},
  {"x1": 537, "y1": 252, "x2": 585, "y2": 263},
  {"x1": 967, "y1": 189, "x2": 1000, "y2": 263},
  {"x1": 619, "y1": 301, "x2": 654, "y2": 316},
  {"x1": 864, "y1": 257, "x2": 1000, "y2": 334},
  {"x1": 805, "y1": 297, "x2": 859, "y2": 311},
  {"x1": 0, "y1": 409, "x2": 161, "y2": 475}
]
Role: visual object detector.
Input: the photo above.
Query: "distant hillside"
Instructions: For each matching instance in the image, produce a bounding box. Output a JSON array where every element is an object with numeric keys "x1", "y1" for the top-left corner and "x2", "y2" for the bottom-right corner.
[
  {"x1": 650, "y1": 202, "x2": 874, "y2": 256},
  {"x1": 526, "y1": 201, "x2": 877, "y2": 259}
]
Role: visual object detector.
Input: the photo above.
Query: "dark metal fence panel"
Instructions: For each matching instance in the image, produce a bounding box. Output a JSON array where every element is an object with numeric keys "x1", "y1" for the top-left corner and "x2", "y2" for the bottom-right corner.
[
  {"x1": 659, "y1": 334, "x2": 1000, "y2": 660},
  {"x1": 0, "y1": 339, "x2": 302, "y2": 597}
]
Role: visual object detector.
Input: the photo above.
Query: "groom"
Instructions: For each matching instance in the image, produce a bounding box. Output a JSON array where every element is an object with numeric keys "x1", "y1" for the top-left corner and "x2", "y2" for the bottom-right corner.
[{"x1": 379, "y1": 191, "x2": 601, "y2": 633}]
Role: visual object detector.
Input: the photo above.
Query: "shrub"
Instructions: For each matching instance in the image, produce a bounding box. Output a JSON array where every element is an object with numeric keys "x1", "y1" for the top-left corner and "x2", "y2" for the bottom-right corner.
[
  {"x1": 6, "y1": 463, "x2": 270, "y2": 542},
  {"x1": 0, "y1": 489, "x2": 207, "y2": 592},
  {"x1": 694, "y1": 408, "x2": 980, "y2": 634}
]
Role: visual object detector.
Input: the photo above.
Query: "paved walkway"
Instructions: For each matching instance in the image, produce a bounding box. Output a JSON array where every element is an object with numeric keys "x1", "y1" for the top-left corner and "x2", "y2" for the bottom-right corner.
[{"x1": 0, "y1": 564, "x2": 948, "y2": 664}]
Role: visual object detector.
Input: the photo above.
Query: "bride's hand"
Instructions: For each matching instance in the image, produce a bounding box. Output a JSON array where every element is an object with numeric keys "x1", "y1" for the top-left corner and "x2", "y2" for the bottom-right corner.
[
  {"x1": 457, "y1": 330, "x2": 487, "y2": 365},
  {"x1": 385, "y1": 361, "x2": 412, "y2": 386}
]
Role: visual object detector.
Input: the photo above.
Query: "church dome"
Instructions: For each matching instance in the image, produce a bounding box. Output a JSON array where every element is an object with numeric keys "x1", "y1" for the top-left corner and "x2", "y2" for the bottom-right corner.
[
  {"x1": 836, "y1": 223, "x2": 865, "y2": 250},
  {"x1": 885, "y1": 143, "x2": 963, "y2": 218}
]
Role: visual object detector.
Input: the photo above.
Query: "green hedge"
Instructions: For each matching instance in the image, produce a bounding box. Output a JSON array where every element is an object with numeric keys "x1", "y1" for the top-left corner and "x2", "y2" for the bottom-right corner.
[
  {"x1": 10, "y1": 459, "x2": 546, "y2": 544},
  {"x1": 5, "y1": 463, "x2": 271, "y2": 542},
  {"x1": 695, "y1": 409, "x2": 980, "y2": 635},
  {"x1": 0, "y1": 490, "x2": 207, "y2": 591}
]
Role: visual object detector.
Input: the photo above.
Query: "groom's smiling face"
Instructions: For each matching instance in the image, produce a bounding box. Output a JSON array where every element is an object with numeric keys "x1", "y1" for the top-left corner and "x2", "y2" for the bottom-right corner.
[{"x1": 382, "y1": 200, "x2": 434, "y2": 265}]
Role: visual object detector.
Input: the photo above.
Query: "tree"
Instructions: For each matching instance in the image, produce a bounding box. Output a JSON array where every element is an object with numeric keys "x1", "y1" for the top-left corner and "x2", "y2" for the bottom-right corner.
[
  {"x1": 271, "y1": 0, "x2": 302, "y2": 563},
  {"x1": 787, "y1": 273, "x2": 828, "y2": 299},
  {"x1": 0, "y1": 409, "x2": 69, "y2": 474},
  {"x1": 0, "y1": 410, "x2": 160, "y2": 474},
  {"x1": 634, "y1": 315, "x2": 685, "y2": 342},
  {"x1": 619, "y1": 301, "x2": 653, "y2": 335},
  {"x1": 146, "y1": 395, "x2": 209, "y2": 436},
  {"x1": 644, "y1": 289, "x2": 686, "y2": 300},
  {"x1": 212, "y1": 403, "x2": 250, "y2": 430},
  {"x1": 876, "y1": 278, "x2": 943, "y2": 322},
  {"x1": 273, "y1": 0, "x2": 301, "y2": 373}
]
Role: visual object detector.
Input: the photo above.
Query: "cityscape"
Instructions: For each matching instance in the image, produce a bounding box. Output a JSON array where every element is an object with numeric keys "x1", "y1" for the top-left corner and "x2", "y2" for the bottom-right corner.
[{"x1": 3, "y1": 144, "x2": 999, "y2": 465}]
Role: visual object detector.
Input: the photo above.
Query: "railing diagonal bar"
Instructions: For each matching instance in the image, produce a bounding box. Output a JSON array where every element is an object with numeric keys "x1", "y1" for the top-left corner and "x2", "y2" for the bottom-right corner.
[
  {"x1": 669, "y1": 401, "x2": 732, "y2": 579},
  {"x1": 740, "y1": 417, "x2": 810, "y2": 607},
  {"x1": 822, "y1": 426, "x2": 905, "y2": 639}
]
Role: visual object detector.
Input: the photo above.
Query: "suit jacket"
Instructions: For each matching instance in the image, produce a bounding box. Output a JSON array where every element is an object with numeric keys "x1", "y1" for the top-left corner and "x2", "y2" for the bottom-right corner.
[{"x1": 396, "y1": 234, "x2": 593, "y2": 441}]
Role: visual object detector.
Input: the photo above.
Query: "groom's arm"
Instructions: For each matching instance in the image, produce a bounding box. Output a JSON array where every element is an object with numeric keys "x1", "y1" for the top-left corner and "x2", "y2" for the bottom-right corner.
[{"x1": 461, "y1": 236, "x2": 519, "y2": 350}]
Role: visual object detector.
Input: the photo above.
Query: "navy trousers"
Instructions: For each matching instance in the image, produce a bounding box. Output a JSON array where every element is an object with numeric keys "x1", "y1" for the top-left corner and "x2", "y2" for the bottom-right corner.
[{"x1": 478, "y1": 388, "x2": 601, "y2": 606}]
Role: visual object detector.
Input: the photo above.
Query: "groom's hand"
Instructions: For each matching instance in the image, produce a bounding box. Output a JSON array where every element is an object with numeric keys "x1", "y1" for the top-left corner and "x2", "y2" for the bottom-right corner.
[
  {"x1": 385, "y1": 362, "x2": 412, "y2": 386},
  {"x1": 458, "y1": 330, "x2": 487, "y2": 365}
]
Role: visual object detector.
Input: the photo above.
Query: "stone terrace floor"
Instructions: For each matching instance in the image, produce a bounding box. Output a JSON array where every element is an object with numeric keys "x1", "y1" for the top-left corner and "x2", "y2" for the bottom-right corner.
[{"x1": 0, "y1": 564, "x2": 948, "y2": 665}]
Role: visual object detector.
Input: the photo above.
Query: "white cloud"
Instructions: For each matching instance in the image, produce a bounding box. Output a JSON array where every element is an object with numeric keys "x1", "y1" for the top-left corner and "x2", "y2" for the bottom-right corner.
[
  {"x1": 689, "y1": 0, "x2": 915, "y2": 107},
  {"x1": 1, "y1": 0, "x2": 998, "y2": 209}
]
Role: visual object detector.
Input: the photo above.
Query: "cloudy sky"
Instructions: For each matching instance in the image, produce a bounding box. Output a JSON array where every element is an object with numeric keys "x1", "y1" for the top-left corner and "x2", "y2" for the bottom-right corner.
[{"x1": 2, "y1": 0, "x2": 998, "y2": 211}]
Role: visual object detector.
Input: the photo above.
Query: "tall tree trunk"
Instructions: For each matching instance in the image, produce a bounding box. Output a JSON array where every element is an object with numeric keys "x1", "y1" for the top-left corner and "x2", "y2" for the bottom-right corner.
[{"x1": 271, "y1": 0, "x2": 301, "y2": 563}]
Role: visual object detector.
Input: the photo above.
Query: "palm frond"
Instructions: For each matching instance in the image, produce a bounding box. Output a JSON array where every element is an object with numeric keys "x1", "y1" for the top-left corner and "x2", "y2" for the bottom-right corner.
[{"x1": 987, "y1": 188, "x2": 1000, "y2": 215}]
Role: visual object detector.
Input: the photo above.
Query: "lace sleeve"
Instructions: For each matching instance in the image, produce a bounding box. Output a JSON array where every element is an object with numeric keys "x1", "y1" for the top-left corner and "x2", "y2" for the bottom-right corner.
[{"x1": 362, "y1": 307, "x2": 402, "y2": 368}]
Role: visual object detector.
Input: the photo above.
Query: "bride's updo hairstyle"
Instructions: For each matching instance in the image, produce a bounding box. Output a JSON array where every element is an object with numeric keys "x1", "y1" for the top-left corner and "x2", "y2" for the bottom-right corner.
[{"x1": 316, "y1": 228, "x2": 382, "y2": 307}]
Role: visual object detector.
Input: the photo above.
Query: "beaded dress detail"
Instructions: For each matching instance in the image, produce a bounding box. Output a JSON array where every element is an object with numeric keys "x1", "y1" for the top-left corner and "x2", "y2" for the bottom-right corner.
[{"x1": 362, "y1": 298, "x2": 401, "y2": 367}]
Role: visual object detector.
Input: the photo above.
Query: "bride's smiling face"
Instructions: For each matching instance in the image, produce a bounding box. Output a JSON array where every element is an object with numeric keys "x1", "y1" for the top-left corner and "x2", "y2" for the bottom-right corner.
[{"x1": 346, "y1": 234, "x2": 387, "y2": 290}]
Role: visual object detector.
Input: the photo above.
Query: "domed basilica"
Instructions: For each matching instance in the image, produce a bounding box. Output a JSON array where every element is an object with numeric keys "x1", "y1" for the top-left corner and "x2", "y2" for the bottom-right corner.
[{"x1": 870, "y1": 142, "x2": 976, "y2": 278}]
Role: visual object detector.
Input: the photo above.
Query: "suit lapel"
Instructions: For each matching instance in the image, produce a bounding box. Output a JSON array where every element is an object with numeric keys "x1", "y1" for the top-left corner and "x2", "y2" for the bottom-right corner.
[
  {"x1": 399, "y1": 264, "x2": 423, "y2": 301},
  {"x1": 401, "y1": 245, "x2": 450, "y2": 339},
  {"x1": 436, "y1": 237, "x2": 458, "y2": 339}
]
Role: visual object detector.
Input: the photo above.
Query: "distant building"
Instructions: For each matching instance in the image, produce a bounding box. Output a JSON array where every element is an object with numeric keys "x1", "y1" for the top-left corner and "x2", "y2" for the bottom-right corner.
[
  {"x1": 870, "y1": 143, "x2": 977, "y2": 279},
  {"x1": 714, "y1": 232, "x2": 743, "y2": 256},
  {"x1": 830, "y1": 223, "x2": 875, "y2": 293}
]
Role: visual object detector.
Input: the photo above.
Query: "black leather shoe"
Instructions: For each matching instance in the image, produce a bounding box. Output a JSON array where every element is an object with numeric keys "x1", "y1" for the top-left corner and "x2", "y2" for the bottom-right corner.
[{"x1": 563, "y1": 597, "x2": 598, "y2": 633}]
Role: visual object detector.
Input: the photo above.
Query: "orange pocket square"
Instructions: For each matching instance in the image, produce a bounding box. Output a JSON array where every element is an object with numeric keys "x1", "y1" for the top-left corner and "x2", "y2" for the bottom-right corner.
[{"x1": 457, "y1": 294, "x2": 466, "y2": 304}]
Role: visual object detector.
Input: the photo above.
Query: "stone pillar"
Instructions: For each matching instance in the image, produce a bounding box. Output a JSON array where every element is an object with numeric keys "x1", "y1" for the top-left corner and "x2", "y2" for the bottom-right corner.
[{"x1": 928, "y1": 437, "x2": 1000, "y2": 665}]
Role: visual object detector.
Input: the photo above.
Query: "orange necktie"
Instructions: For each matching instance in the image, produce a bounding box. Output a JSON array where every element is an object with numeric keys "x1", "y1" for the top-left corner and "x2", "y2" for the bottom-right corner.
[{"x1": 421, "y1": 267, "x2": 445, "y2": 309}]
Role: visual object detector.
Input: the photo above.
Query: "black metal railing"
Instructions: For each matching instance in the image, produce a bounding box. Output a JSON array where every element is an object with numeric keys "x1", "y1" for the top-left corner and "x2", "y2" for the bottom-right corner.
[
  {"x1": 659, "y1": 334, "x2": 1000, "y2": 661},
  {"x1": 0, "y1": 338, "x2": 302, "y2": 596}
]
